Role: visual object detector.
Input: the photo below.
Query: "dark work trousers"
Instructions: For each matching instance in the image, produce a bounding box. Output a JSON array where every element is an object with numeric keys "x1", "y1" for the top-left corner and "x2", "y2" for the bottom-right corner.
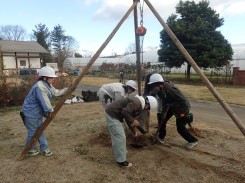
[{"x1": 159, "y1": 109, "x2": 198, "y2": 143}]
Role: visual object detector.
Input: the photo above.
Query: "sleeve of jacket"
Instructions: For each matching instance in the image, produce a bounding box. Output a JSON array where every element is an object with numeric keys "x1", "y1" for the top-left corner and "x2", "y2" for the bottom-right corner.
[
  {"x1": 50, "y1": 85, "x2": 68, "y2": 96},
  {"x1": 36, "y1": 86, "x2": 54, "y2": 115},
  {"x1": 167, "y1": 87, "x2": 187, "y2": 103}
]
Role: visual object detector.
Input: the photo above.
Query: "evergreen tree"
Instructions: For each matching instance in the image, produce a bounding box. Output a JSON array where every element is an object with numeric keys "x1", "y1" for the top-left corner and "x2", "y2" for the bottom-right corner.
[
  {"x1": 158, "y1": 0, "x2": 233, "y2": 79},
  {"x1": 50, "y1": 25, "x2": 79, "y2": 71},
  {"x1": 50, "y1": 24, "x2": 67, "y2": 71},
  {"x1": 32, "y1": 23, "x2": 52, "y2": 65}
]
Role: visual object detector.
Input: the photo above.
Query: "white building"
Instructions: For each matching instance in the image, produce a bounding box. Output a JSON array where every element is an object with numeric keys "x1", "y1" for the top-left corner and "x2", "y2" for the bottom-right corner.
[
  {"x1": 64, "y1": 44, "x2": 245, "y2": 73},
  {"x1": 0, "y1": 40, "x2": 48, "y2": 76}
]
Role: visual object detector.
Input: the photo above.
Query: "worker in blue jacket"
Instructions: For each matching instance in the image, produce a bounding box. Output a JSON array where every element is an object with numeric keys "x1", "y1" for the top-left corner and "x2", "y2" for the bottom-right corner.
[{"x1": 21, "y1": 66, "x2": 67, "y2": 157}]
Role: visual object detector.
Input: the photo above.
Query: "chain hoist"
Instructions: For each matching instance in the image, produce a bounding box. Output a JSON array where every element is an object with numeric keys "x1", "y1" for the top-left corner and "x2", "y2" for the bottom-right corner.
[{"x1": 135, "y1": 0, "x2": 147, "y2": 36}]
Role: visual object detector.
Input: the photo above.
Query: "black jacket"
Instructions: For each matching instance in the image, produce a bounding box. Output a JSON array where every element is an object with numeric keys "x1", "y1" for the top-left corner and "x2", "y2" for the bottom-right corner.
[{"x1": 158, "y1": 84, "x2": 190, "y2": 116}]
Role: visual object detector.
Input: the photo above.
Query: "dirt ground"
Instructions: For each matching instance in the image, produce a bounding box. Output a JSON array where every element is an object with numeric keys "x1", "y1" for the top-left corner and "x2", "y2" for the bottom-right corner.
[{"x1": 0, "y1": 100, "x2": 244, "y2": 183}]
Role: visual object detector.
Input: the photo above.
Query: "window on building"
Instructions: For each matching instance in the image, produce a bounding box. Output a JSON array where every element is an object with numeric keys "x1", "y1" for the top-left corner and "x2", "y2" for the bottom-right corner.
[{"x1": 20, "y1": 60, "x2": 26, "y2": 66}]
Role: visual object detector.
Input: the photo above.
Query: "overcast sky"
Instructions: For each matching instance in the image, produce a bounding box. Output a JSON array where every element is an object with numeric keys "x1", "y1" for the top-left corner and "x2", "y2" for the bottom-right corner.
[{"x1": 1, "y1": 0, "x2": 244, "y2": 56}]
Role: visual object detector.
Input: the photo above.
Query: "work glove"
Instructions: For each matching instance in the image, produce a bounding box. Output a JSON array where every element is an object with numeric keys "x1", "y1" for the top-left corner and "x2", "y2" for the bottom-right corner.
[
  {"x1": 132, "y1": 119, "x2": 139, "y2": 127},
  {"x1": 45, "y1": 112, "x2": 53, "y2": 119}
]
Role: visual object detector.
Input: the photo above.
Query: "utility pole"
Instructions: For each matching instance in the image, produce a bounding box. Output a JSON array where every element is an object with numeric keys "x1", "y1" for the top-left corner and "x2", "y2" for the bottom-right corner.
[{"x1": 133, "y1": 0, "x2": 142, "y2": 95}]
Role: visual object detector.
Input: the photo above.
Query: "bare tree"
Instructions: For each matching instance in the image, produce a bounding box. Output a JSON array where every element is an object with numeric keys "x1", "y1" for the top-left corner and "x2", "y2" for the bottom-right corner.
[
  {"x1": 125, "y1": 42, "x2": 136, "y2": 55},
  {"x1": 63, "y1": 36, "x2": 79, "y2": 58},
  {"x1": 146, "y1": 46, "x2": 158, "y2": 52},
  {"x1": 0, "y1": 25, "x2": 27, "y2": 40},
  {"x1": 81, "y1": 50, "x2": 93, "y2": 58}
]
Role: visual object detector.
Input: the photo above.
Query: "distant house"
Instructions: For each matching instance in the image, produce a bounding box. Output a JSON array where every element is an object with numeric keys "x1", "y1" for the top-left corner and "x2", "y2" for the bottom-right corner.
[{"x1": 0, "y1": 40, "x2": 49, "y2": 76}]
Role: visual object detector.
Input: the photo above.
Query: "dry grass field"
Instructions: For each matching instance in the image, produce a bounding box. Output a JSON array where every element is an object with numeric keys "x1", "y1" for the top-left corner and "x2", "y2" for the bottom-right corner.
[
  {"x1": 1, "y1": 76, "x2": 245, "y2": 183},
  {"x1": 80, "y1": 76, "x2": 245, "y2": 106}
]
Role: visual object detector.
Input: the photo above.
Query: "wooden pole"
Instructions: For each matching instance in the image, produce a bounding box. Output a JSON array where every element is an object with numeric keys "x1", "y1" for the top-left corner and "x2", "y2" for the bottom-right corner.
[
  {"x1": 144, "y1": 0, "x2": 245, "y2": 136},
  {"x1": 133, "y1": 0, "x2": 142, "y2": 95},
  {"x1": 18, "y1": 1, "x2": 138, "y2": 160}
]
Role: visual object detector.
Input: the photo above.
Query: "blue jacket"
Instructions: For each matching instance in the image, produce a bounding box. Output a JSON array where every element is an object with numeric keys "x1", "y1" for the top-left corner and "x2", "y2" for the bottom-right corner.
[{"x1": 22, "y1": 80, "x2": 67, "y2": 118}]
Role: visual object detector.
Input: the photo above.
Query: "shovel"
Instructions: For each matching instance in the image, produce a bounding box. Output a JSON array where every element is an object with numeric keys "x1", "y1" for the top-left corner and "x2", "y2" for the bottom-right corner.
[
  {"x1": 152, "y1": 107, "x2": 169, "y2": 144},
  {"x1": 130, "y1": 135, "x2": 144, "y2": 149},
  {"x1": 124, "y1": 119, "x2": 145, "y2": 148}
]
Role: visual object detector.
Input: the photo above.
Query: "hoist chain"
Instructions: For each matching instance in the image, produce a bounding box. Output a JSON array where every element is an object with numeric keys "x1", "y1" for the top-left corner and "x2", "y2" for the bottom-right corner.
[
  {"x1": 139, "y1": 0, "x2": 144, "y2": 26},
  {"x1": 139, "y1": 0, "x2": 145, "y2": 64}
]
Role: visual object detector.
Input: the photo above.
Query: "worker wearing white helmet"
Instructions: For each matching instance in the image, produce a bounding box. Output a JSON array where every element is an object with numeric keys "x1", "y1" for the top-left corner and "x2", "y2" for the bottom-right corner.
[
  {"x1": 21, "y1": 66, "x2": 68, "y2": 157},
  {"x1": 148, "y1": 73, "x2": 164, "y2": 85},
  {"x1": 38, "y1": 66, "x2": 58, "y2": 78},
  {"x1": 143, "y1": 73, "x2": 165, "y2": 130},
  {"x1": 97, "y1": 80, "x2": 137, "y2": 109},
  {"x1": 148, "y1": 73, "x2": 198, "y2": 148},
  {"x1": 105, "y1": 95, "x2": 157, "y2": 168},
  {"x1": 125, "y1": 80, "x2": 137, "y2": 90}
]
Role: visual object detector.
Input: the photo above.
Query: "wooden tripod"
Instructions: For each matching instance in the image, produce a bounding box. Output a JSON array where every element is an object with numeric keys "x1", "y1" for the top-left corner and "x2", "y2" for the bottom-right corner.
[{"x1": 19, "y1": 0, "x2": 245, "y2": 160}]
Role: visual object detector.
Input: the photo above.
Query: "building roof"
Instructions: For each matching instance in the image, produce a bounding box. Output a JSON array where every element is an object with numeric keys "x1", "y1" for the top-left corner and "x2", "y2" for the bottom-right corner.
[
  {"x1": 0, "y1": 40, "x2": 49, "y2": 53},
  {"x1": 64, "y1": 52, "x2": 159, "y2": 69}
]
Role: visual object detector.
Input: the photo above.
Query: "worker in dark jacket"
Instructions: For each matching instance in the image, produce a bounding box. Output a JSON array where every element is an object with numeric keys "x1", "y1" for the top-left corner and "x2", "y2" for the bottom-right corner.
[
  {"x1": 105, "y1": 95, "x2": 157, "y2": 168},
  {"x1": 148, "y1": 73, "x2": 198, "y2": 148}
]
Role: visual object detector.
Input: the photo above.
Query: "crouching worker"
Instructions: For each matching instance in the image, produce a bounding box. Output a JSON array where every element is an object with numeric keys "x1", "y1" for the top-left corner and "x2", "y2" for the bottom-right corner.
[
  {"x1": 97, "y1": 80, "x2": 137, "y2": 109},
  {"x1": 105, "y1": 95, "x2": 157, "y2": 167},
  {"x1": 148, "y1": 73, "x2": 198, "y2": 148},
  {"x1": 21, "y1": 66, "x2": 68, "y2": 157}
]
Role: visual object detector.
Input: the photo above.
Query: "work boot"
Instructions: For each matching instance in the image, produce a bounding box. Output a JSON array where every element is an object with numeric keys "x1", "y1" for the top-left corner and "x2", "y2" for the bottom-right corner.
[
  {"x1": 116, "y1": 161, "x2": 132, "y2": 168},
  {"x1": 41, "y1": 148, "x2": 53, "y2": 157},
  {"x1": 156, "y1": 135, "x2": 165, "y2": 144},
  {"x1": 185, "y1": 141, "x2": 198, "y2": 148},
  {"x1": 28, "y1": 149, "x2": 39, "y2": 156}
]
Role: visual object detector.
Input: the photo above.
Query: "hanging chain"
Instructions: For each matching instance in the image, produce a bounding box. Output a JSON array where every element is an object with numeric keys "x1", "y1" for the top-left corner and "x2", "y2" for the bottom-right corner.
[
  {"x1": 139, "y1": 0, "x2": 145, "y2": 86},
  {"x1": 139, "y1": 0, "x2": 145, "y2": 64},
  {"x1": 139, "y1": 0, "x2": 144, "y2": 27}
]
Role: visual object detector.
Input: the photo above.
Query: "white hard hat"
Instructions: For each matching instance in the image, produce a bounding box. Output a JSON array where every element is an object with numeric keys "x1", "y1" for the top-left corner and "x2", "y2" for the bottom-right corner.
[
  {"x1": 148, "y1": 73, "x2": 164, "y2": 84},
  {"x1": 135, "y1": 95, "x2": 145, "y2": 110},
  {"x1": 126, "y1": 80, "x2": 137, "y2": 90},
  {"x1": 38, "y1": 66, "x2": 58, "y2": 78},
  {"x1": 145, "y1": 96, "x2": 158, "y2": 110}
]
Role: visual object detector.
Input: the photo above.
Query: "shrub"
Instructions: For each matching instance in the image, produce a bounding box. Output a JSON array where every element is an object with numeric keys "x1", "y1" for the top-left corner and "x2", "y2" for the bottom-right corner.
[
  {"x1": 0, "y1": 75, "x2": 35, "y2": 108},
  {"x1": 0, "y1": 75, "x2": 73, "y2": 109}
]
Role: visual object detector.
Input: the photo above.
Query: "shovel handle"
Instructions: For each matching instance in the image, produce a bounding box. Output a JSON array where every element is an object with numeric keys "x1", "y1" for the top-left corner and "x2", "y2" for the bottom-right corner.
[{"x1": 153, "y1": 107, "x2": 170, "y2": 143}]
